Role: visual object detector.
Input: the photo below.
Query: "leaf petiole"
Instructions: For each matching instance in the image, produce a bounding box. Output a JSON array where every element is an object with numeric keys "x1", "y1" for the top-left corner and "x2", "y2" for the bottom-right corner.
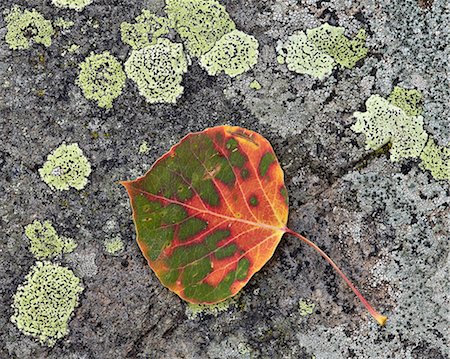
[{"x1": 285, "y1": 228, "x2": 388, "y2": 326}]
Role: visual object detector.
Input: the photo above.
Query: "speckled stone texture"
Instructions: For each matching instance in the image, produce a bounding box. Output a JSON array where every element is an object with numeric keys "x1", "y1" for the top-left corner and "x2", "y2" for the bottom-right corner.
[{"x1": 0, "y1": 0, "x2": 448, "y2": 358}]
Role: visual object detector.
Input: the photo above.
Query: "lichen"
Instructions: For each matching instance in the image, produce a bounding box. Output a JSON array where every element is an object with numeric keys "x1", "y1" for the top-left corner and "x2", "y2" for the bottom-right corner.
[
  {"x1": 104, "y1": 237, "x2": 124, "y2": 255},
  {"x1": 25, "y1": 220, "x2": 76, "y2": 260},
  {"x1": 39, "y1": 143, "x2": 92, "y2": 191},
  {"x1": 307, "y1": 24, "x2": 368, "y2": 69},
  {"x1": 298, "y1": 299, "x2": 315, "y2": 316},
  {"x1": 54, "y1": 18, "x2": 75, "y2": 30},
  {"x1": 199, "y1": 30, "x2": 259, "y2": 77},
  {"x1": 11, "y1": 261, "x2": 83, "y2": 346},
  {"x1": 419, "y1": 138, "x2": 450, "y2": 180},
  {"x1": 276, "y1": 24, "x2": 368, "y2": 79},
  {"x1": 76, "y1": 51, "x2": 126, "y2": 109},
  {"x1": 124, "y1": 38, "x2": 189, "y2": 103},
  {"x1": 4, "y1": 6, "x2": 54, "y2": 50},
  {"x1": 139, "y1": 141, "x2": 150, "y2": 154},
  {"x1": 249, "y1": 79, "x2": 262, "y2": 90},
  {"x1": 120, "y1": 10, "x2": 169, "y2": 50},
  {"x1": 352, "y1": 95, "x2": 428, "y2": 161},
  {"x1": 388, "y1": 86, "x2": 423, "y2": 116},
  {"x1": 165, "y1": 0, "x2": 236, "y2": 57},
  {"x1": 186, "y1": 297, "x2": 235, "y2": 319},
  {"x1": 51, "y1": 0, "x2": 93, "y2": 11},
  {"x1": 276, "y1": 31, "x2": 335, "y2": 80}
]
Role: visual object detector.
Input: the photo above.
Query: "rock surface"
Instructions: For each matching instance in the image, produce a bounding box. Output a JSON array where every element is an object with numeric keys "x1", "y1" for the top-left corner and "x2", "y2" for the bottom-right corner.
[{"x1": 0, "y1": 0, "x2": 448, "y2": 358}]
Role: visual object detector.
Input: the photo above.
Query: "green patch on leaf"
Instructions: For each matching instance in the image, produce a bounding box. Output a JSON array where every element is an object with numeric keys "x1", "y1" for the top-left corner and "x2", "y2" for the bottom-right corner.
[
  {"x1": 178, "y1": 217, "x2": 208, "y2": 241},
  {"x1": 11, "y1": 261, "x2": 83, "y2": 347},
  {"x1": 388, "y1": 86, "x2": 423, "y2": 116},
  {"x1": 120, "y1": 10, "x2": 169, "y2": 50},
  {"x1": 25, "y1": 220, "x2": 76, "y2": 260},
  {"x1": 165, "y1": 0, "x2": 236, "y2": 57},
  {"x1": 39, "y1": 143, "x2": 92, "y2": 191},
  {"x1": 215, "y1": 244, "x2": 237, "y2": 259},
  {"x1": 77, "y1": 51, "x2": 126, "y2": 109},
  {"x1": 259, "y1": 152, "x2": 276, "y2": 176},
  {"x1": 199, "y1": 30, "x2": 259, "y2": 77},
  {"x1": 4, "y1": 6, "x2": 54, "y2": 50},
  {"x1": 124, "y1": 39, "x2": 189, "y2": 104}
]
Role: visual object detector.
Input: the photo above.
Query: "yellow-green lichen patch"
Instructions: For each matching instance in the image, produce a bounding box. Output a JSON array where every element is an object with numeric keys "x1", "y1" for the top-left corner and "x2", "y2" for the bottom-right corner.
[
  {"x1": 54, "y1": 18, "x2": 75, "y2": 30},
  {"x1": 276, "y1": 31, "x2": 335, "y2": 80},
  {"x1": 352, "y1": 95, "x2": 428, "y2": 161},
  {"x1": 249, "y1": 79, "x2": 262, "y2": 90},
  {"x1": 104, "y1": 237, "x2": 124, "y2": 255},
  {"x1": 51, "y1": 0, "x2": 93, "y2": 11},
  {"x1": 298, "y1": 298, "x2": 315, "y2": 316},
  {"x1": 25, "y1": 220, "x2": 77, "y2": 260},
  {"x1": 165, "y1": 0, "x2": 236, "y2": 57},
  {"x1": 419, "y1": 138, "x2": 450, "y2": 180},
  {"x1": 307, "y1": 24, "x2": 368, "y2": 69},
  {"x1": 388, "y1": 86, "x2": 423, "y2": 116},
  {"x1": 77, "y1": 51, "x2": 126, "y2": 109},
  {"x1": 120, "y1": 10, "x2": 170, "y2": 50},
  {"x1": 124, "y1": 38, "x2": 189, "y2": 104},
  {"x1": 139, "y1": 141, "x2": 150, "y2": 154},
  {"x1": 39, "y1": 143, "x2": 92, "y2": 191},
  {"x1": 4, "y1": 6, "x2": 54, "y2": 50},
  {"x1": 199, "y1": 30, "x2": 259, "y2": 78},
  {"x1": 11, "y1": 261, "x2": 83, "y2": 347},
  {"x1": 186, "y1": 296, "x2": 236, "y2": 319}
]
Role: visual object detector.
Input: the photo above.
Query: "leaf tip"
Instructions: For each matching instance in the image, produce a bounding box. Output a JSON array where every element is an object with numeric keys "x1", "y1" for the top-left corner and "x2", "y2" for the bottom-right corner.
[{"x1": 375, "y1": 314, "x2": 388, "y2": 326}]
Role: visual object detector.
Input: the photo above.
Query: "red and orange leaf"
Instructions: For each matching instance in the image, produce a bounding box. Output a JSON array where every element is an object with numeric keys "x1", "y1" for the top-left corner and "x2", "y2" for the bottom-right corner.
[
  {"x1": 122, "y1": 126, "x2": 289, "y2": 304},
  {"x1": 122, "y1": 125, "x2": 387, "y2": 325}
]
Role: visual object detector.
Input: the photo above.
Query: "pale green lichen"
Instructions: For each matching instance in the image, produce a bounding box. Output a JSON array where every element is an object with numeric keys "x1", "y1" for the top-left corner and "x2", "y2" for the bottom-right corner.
[
  {"x1": 39, "y1": 143, "x2": 92, "y2": 191},
  {"x1": 199, "y1": 30, "x2": 259, "y2": 77},
  {"x1": 298, "y1": 299, "x2": 315, "y2": 316},
  {"x1": 124, "y1": 38, "x2": 189, "y2": 103},
  {"x1": 4, "y1": 6, "x2": 54, "y2": 50},
  {"x1": 249, "y1": 79, "x2": 262, "y2": 90},
  {"x1": 276, "y1": 31, "x2": 334, "y2": 80},
  {"x1": 67, "y1": 44, "x2": 80, "y2": 53},
  {"x1": 76, "y1": 51, "x2": 126, "y2": 109},
  {"x1": 51, "y1": 0, "x2": 93, "y2": 11},
  {"x1": 139, "y1": 141, "x2": 150, "y2": 154},
  {"x1": 307, "y1": 24, "x2": 368, "y2": 69},
  {"x1": 11, "y1": 261, "x2": 83, "y2": 346},
  {"x1": 54, "y1": 18, "x2": 75, "y2": 30},
  {"x1": 165, "y1": 0, "x2": 236, "y2": 57},
  {"x1": 352, "y1": 95, "x2": 428, "y2": 161},
  {"x1": 104, "y1": 237, "x2": 124, "y2": 255},
  {"x1": 186, "y1": 297, "x2": 235, "y2": 319},
  {"x1": 276, "y1": 24, "x2": 368, "y2": 79},
  {"x1": 120, "y1": 10, "x2": 170, "y2": 50},
  {"x1": 388, "y1": 86, "x2": 423, "y2": 116},
  {"x1": 419, "y1": 138, "x2": 450, "y2": 180},
  {"x1": 25, "y1": 220, "x2": 76, "y2": 260}
]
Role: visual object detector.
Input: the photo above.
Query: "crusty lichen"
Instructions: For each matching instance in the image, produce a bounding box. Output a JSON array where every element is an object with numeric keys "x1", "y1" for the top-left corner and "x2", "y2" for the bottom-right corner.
[
  {"x1": 124, "y1": 38, "x2": 189, "y2": 103},
  {"x1": 51, "y1": 0, "x2": 93, "y2": 11},
  {"x1": 39, "y1": 143, "x2": 92, "y2": 191},
  {"x1": 186, "y1": 297, "x2": 235, "y2": 319},
  {"x1": 419, "y1": 138, "x2": 450, "y2": 180},
  {"x1": 352, "y1": 95, "x2": 428, "y2": 161},
  {"x1": 276, "y1": 24, "x2": 368, "y2": 79},
  {"x1": 298, "y1": 299, "x2": 315, "y2": 316},
  {"x1": 4, "y1": 6, "x2": 54, "y2": 50},
  {"x1": 25, "y1": 220, "x2": 76, "y2": 260},
  {"x1": 11, "y1": 261, "x2": 83, "y2": 346},
  {"x1": 54, "y1": 18, "x2": 75, "y2": 30},
  {"x1": 139, "y1": 141, "x2": 150, "y2": 154},
  {"x1": 199, "y1": 30, "x2": 259, "y2": 77},
  {"x1": 165, "y1": 0, "x2": 236, "y2": 57},
  {"x1": 120, "y1": 9, "x2": 169, "y2": 50},
  {"x1": 249, "y1": 79, "x2": 262, "y2": 90},
  {"x1": 76, "y1": 51, "x2": 126, "y2": 109},
  {"x1": 388, "y1": 86, "x2": 423, "y2": 116},
  {"x1": 104, "y1": 237, "x2": 124, "y2": 255},
  {"x1": 276, "y1": 31, "x2": 335, "y2": 80}
]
